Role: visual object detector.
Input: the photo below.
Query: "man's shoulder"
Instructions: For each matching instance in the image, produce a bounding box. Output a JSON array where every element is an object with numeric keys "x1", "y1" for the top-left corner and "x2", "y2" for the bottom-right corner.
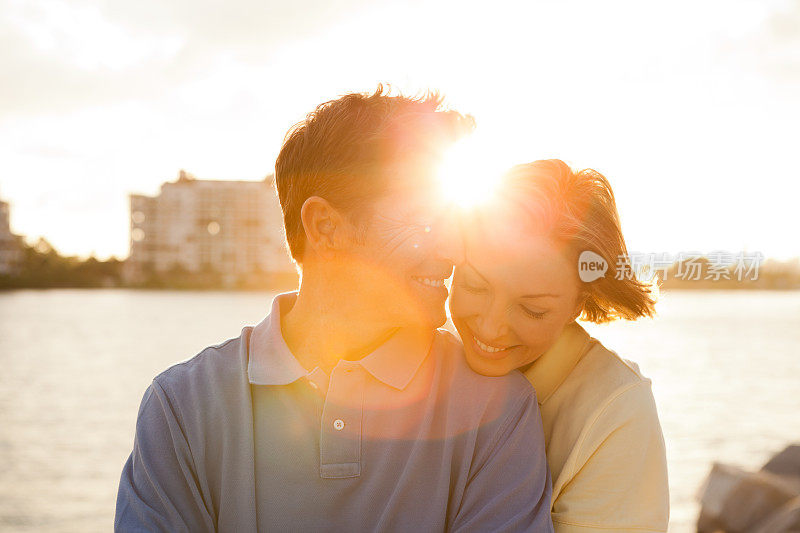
[
  {"x1": 429, "y1": 329, "x2": 544, "y2": 469},
  {"x1": 131, "y1": 326, "x2": 258, "y2": 489},
  {"x1": 152, "y1": 325, "x2": 254, "y2": 401},
  {"x1": 431, "y1": 329, "x2": 537, "y2": 413}
]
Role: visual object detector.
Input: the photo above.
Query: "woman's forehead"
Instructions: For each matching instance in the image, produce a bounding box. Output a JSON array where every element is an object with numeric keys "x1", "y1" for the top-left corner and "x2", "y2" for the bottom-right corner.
[
  {"x1": 462, "y1": 220, "x2": 576, "y2": 287},
  {"x1": 463, "y1": 207, "x2": 538, "y2": 250}
]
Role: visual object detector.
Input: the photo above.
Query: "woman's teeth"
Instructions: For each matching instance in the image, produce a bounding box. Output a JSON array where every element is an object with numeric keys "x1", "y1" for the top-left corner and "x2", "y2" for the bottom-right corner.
[
  {"x1": 413, "y1": 276, "x2": 445, "y2": 288},
  {"x1": 474, "y1": 336, "x2": 506, "y2": 353}
]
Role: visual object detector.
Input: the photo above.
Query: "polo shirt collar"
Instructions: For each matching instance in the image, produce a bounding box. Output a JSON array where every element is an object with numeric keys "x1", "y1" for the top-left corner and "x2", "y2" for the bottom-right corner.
[
  {"x1": 247, "y1": 291, "x2": 308, "y2": 386},
  {"x1": 248, "y1": 291, "x2": 433, "y2": 391},
  {"x1": 359, "y1": 326, "x2": 433, "y2": 390},
  {"x1": 522, "y1": 321, "x2": 595, "y2": 405}
]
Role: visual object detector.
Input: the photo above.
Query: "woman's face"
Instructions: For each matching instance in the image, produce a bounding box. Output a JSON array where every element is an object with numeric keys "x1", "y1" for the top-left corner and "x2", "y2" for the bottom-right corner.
[{"x1": 449, "y1": 217, "x2": 584, "y2": 376}]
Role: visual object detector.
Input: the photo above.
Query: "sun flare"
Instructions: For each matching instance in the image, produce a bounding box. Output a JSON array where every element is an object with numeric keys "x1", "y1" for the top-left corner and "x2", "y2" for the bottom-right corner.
[{"x1": 436, "y1": 135, "x2": 505, "y2": 210}]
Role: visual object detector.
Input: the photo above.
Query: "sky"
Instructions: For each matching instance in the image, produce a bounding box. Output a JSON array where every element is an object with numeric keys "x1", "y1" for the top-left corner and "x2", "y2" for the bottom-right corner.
[{"x1": 0, "y1": 0, "x2": 798, "y2": 260}]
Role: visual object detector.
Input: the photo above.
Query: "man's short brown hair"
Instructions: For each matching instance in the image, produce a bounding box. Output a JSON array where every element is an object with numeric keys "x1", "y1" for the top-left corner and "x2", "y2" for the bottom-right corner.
[{"x1": 275, "y1": 85, "x2": 473, "y2": 263}]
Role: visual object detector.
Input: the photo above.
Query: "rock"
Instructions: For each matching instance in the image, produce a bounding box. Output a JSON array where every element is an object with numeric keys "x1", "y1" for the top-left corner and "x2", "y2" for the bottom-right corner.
[
  {"x1": 752, "y1": 496, "x2": 800, "y2": 533},
  {"x1": 697, "y1": 462, "x2": 800, "y2": 532},
  {"x1": 762, "y1": 445, "x2": 800, "y2": 493}
]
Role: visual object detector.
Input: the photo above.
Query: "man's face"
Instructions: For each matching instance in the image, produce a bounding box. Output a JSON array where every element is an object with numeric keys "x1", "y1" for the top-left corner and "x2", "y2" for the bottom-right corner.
[{"x1": 339, "y1": 183, "x2": 458, "y2": 330}]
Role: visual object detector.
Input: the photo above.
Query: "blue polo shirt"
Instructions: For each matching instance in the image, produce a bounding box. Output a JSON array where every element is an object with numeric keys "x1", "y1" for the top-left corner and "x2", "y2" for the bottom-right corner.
[{"x1": 116, "y1": 292, "x2": 553, "y2": 532}]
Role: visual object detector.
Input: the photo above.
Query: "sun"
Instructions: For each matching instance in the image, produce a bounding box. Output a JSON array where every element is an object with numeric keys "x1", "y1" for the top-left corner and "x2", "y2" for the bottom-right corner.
[{"x1": 436, "y1": 135, "x2": 505, "y2": 210}]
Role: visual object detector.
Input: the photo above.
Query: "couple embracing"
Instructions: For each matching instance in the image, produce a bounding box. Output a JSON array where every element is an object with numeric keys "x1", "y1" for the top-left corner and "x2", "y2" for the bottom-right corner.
[{"x1": 115, "y1": 87, "x2": 669, "y2": 532}]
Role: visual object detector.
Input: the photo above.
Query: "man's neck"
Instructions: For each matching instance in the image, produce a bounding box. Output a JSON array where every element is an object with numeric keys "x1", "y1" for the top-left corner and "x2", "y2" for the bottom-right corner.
[{"x1": 281, "y1": 280, "x2": 402, "y2": 375}]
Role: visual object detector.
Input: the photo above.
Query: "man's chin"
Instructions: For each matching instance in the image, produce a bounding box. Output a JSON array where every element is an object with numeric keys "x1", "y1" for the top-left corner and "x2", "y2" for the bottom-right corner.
[
  {"x1": 397, "y1": 300, "x2": 447, "y2": 330},
  {"x1": 404, "y1": 310, "x2": 446, "y2": 330},
  {"x1": 429, "y1": 310, "x2": 447, "y2": 330},
  {"x1": 424, "y1": 296, "x2": 449, "y2": 328}
]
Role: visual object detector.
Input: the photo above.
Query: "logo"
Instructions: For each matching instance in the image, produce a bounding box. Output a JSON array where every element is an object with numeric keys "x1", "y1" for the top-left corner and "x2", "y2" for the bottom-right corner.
[{"x1": 578, "y1": 251, "x2": 608, "y2": 282}]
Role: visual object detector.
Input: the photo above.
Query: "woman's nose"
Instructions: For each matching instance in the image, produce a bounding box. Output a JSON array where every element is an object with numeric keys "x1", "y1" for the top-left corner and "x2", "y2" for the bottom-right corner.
[{"x1": 474, "y1": 306, "x2": 508, "y2": 342}]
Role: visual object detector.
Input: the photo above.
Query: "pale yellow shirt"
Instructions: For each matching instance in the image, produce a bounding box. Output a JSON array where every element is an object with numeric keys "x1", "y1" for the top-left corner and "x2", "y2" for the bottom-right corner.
[{"x1": 523, "y1": 322, "x2": 670, "y2": 532}]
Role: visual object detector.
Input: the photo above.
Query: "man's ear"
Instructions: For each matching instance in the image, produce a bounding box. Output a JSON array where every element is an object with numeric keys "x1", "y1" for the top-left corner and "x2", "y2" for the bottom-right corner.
[{"x1": 300, "y1": 196, "x2": 348, "y2": 258}]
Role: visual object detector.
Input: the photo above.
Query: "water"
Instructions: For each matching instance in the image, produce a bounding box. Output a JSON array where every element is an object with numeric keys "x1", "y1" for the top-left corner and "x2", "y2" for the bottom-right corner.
[{"x1": 0, "y1": 289, "x2": 798, "y2": 532}]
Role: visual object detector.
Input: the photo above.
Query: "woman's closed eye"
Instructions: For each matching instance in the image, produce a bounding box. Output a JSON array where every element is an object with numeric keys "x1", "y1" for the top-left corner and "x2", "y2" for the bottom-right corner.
[{"x1": 520, "y1": 306, "x2": 547, "y2": 319}]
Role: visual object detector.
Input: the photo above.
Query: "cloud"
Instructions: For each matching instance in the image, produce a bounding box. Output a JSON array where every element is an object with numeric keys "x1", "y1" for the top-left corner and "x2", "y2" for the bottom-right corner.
[
  {"x1": 717, "y1": 0, "x2": 800, "y2": 83},
  {"x1": 0, "y1": 0, "x2": 377, "y2": 119},
  {"x1": 761, "y1": 0, "x2": 800, "y2": 80}
]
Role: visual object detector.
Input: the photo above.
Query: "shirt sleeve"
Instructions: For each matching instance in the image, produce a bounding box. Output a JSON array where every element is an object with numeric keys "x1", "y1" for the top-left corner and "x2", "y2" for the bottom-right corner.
[
  {"x1": 551, "y1": 381, "x2": 670, "y2": 533},
  {"x1": 114, "y1": 379, "x2": 215, "y2": 533},
  {"x1": 451, "y1": 389, "x2": 554, "y2": 533}
]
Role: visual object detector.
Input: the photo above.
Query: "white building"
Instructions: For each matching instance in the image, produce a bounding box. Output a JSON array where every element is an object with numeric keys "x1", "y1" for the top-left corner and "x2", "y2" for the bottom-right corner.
[
  {"x1": 0, "y1": 196, "x2": 23, "y2": 275},
  {"x1": 125, "y1": 170, "x2": 293, "y2": 285}
]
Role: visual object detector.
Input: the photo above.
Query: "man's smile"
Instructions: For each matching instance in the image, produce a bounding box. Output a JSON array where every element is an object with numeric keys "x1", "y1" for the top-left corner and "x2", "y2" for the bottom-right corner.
[{"x1": 412, "y1": 276, "x2": 446, "y2": 288}]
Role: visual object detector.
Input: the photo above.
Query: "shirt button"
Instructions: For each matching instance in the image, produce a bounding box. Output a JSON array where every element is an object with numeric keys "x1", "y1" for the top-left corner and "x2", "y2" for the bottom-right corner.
[{"x1": 333, "y1": 419, "x2": 345, "y2": 431}]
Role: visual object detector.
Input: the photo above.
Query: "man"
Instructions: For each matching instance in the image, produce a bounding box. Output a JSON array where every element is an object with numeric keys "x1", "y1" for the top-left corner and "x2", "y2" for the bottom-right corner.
[{"x1": 115, "y1": 87, "x2": 553, "y2": 532}]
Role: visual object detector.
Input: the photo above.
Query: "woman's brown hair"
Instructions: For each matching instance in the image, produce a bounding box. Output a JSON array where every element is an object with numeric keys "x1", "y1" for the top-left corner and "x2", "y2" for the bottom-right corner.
[{"x1": 498, "y1": 159, "x2": 656, "y2": 323}]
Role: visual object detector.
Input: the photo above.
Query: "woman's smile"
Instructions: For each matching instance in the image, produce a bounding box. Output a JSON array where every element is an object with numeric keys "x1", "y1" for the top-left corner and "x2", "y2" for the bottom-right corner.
[{"x1": 466, "y1": 325, "x2": 518, "y2": 357}]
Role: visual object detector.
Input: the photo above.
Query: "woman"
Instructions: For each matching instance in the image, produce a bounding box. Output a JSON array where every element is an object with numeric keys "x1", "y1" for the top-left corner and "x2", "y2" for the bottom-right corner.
[{"x1": 449, "y1": 159, "x2": 669, "y2": 532}]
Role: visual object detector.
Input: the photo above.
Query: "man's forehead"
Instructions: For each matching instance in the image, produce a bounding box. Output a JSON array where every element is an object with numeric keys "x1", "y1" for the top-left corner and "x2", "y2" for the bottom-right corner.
[
  {"x1": 381, "y1": 181, "x2": 446, "y2": 212},
  {"x1": 384, "y1": 168, "x2": 439, "y2": 194}
]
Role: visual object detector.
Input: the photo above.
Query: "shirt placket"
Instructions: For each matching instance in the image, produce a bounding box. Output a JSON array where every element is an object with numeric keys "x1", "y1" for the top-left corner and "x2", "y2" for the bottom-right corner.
[{"x1": 319, "y1": 360, "x2": 364, "y2": 479}]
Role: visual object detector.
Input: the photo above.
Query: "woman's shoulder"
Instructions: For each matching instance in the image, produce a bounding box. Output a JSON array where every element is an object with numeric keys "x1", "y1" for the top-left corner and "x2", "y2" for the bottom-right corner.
[
  {"x1": 548, "y1": 339, "x2": 669, "y2": 532},
  {"x1": 574, "y1": 338, "x2": 652, "y2": 394},
  {"x1": 545, "y1": 335, "x2": 665, "y2": 482},
  {"x1": 547, "y1": 336, "x2": 657, "y2": 436}
]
